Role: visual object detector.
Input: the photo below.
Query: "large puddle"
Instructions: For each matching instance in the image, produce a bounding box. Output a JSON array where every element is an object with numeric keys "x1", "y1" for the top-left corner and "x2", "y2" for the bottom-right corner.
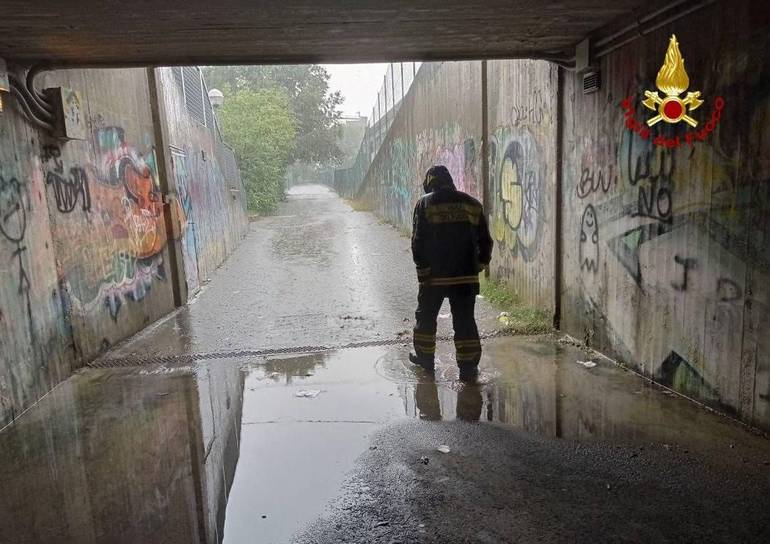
[{"x1": 1, "y1": 336, "x2": 768, "y2": 543}]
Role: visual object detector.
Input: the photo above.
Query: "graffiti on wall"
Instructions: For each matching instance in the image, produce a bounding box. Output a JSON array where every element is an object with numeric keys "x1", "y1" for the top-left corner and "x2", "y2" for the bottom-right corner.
[
  {"x1": 656, "y1": 350, "x2": 718, "y2": 399},
  {"x1": 171, "y1": 149, "x2": 199, "y2": 292},
  {"x1": 601, "y1": 130, "x2": 677, "y2": 287},
  {"x1": 42, "y1": 145, "x2": 91, "y2": 213},
  {"x1": 0, "y1": 169, "x2": 35, "y2": 342},
  {"x1": 579, "y1": 204, "x2": 599, "y2": 273},
  {"x1": 383, "y1": 138, "x2": 416, "y2": 227},
  {"x1": 508, "y1": 88, "x2": 550, "y2": 128},
  {"x1": 378, "y1": 125, "x2": 481, "y2": 228},
  {"x1": 421, "y1": 136, "x2": 479, "y2": 197},
  {"x1": 572, "y1": 71, "x2": 770, "y2": 421},
  {"x1": 716, "y1": 277, "x2": 742, "y2": 302},
  {"x1": 625, "y1": 135, "x2": 674, "y2": 225},
  {"x1": 576, "y1": 166, "x2": 617, "y2": 199},
  {"x1": 590, "y1": 125, "x2": 743, "y2": 290},
  {"x1": 489, "y1": 129, "x2": 545, "y2": 262},
  {"x1": 671, "y1": 254, "x2": 697, "y2": 291},
  {"x1": 47, "y1": 126, "x2": 168, "y2": 321},
  {"x1": 187, "y1": 143, "x2": 229, "y2": 278}
]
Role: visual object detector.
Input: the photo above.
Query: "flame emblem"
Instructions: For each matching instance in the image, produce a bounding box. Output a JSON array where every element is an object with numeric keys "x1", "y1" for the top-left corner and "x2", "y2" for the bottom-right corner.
[{"x1": 642, "y1": 35, "x2": 703, "y2": 127}]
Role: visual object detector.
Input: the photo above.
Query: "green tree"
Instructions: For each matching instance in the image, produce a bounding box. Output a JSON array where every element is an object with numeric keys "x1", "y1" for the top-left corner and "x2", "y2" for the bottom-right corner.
[
  {"x1": 219, "y1": 88, "x2": 296, "y2": 213},
  {"x1": 204, "y1": 65, "x2": 343, "y2": 165}
]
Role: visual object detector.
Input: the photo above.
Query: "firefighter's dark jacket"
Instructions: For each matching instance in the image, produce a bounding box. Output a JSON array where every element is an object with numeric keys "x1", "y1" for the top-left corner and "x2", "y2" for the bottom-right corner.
[{"x1": 411, "y1": 184, "x2": 493, "y2": 287}]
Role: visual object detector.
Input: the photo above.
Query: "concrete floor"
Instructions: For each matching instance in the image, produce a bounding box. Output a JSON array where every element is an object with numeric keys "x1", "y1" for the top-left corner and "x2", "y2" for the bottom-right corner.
[{"x1": 1, "y1": 185, "x2": 769, "y2": 544}]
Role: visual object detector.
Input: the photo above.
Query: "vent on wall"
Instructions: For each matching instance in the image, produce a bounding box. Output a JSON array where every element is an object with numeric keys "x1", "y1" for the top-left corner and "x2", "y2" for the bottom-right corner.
[
  {"x1": 182, "y1": 67, "x2": 206, "y2": 126},
  {"x1": 583, "y1": 71, "x2": 601, "y2": 94}
]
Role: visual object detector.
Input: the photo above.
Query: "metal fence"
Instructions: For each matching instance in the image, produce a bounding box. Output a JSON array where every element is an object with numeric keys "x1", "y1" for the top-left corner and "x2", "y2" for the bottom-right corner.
[
  {"x1": 174, "y1": 63, "x2": 419, "y2": 202},
  {"x1": 171, "y1": 66, "x2": 223, "y2": 137},
  {"x1": 217, "y1": 141, "x2": 242, "y2": 190},
  {"x1": 333, "y1": 62, "x2": 422, "y2": 198},
  {"x1": 170, "y1": 66, "x2": 247, "y2": 212},
  {"x1": 369, "y1": 62, "x2": 420, "y2": 151}
]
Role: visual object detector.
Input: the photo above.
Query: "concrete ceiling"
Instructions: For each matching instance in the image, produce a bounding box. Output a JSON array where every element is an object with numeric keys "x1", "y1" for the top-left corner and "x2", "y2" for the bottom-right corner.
[{"x1": 1, "y1": 1, "x2": 648, "y2": 67}]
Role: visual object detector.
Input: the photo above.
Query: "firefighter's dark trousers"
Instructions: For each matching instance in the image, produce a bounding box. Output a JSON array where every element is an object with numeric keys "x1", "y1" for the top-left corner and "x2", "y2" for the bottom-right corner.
[{"x1": 413, "y1": 285, "x2": 481, "y2": 367}]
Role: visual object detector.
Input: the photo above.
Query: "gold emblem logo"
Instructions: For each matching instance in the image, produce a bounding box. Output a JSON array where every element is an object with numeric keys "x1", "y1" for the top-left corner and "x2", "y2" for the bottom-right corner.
[{"x1": 642, "y1": 35, "x2": 703, "y2": 127}]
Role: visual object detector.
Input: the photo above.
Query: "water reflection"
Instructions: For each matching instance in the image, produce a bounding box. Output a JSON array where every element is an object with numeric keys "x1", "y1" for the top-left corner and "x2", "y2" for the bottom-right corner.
[
  {"x1": 391, "y1": 336, "x2": 768, "y2": 453},
  {"x1": 259, "y1": 352, "x2": 327, "y2": 385},
  {"x1": 414, "y1": 380, "x2": 484, "y2": 422},
  {"x1": 222, "y1": 350, "x2": 402, "y2": 544},
  {"x1": 1, "y1": 340, "x2": 767, "y2": 544},
  {"x1": 0, "y1": 365, "x2": 245, "y2": 544}
]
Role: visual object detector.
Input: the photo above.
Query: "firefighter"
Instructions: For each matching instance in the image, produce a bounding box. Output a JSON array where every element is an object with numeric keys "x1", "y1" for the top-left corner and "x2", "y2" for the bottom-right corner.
[{"x1": 410, "y1": 165, "x2": 493, "y2": 381}]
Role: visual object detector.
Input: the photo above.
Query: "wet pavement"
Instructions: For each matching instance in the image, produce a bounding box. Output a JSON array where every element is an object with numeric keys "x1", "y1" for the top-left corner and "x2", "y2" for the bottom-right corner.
[
  {"x1": 103, "y1": 184, "x2": 501, "y2": 359},
  {"x1": 1, "y1": 185, "x2": 769, "y2": 543}
]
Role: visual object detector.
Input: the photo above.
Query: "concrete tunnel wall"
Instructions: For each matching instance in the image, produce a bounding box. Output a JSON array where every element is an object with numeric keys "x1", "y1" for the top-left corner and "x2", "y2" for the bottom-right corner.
[
  {"x1": 0, "y1": 67, "x2": 248, "y2": 427},
  {"x1": 349, "y1": 1, "x2": 769, "y2": 430},
  {"x1": 560, "y1": 1, "x2": 770, "y2": 429},
  {"x1": 360, "y1": 61, "x2": 484, "y2": 230},
  {"x1": 159, "y1": 67, "x2": 249, "y2": 295},
  {"x1": 356, "y1": 59, "x2": 558, "y2": 315},
  {"x1": 487, "y1": 60, "x2": 558, "y2": 313}
]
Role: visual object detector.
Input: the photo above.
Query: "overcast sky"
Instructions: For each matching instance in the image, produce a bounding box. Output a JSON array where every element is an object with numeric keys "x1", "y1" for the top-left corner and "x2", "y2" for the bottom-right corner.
[{"x1": 323, "y1": 63, "x2": 389, "y2": 120}]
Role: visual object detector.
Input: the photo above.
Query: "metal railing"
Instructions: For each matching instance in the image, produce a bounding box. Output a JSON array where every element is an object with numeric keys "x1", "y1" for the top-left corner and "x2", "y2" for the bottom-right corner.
[
  {"x1": 333, "y1": 62, "x2": 421, "y2": 197},
  {"x1": 174, "y1": 67, "x2": 245, "y2": 206},
  {"x1": 369, "y1": 62, "x2": 420, "y2": 151}
]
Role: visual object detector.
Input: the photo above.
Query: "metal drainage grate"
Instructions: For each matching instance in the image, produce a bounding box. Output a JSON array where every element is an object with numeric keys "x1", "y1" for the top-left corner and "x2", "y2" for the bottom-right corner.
[{"x1": 89, "y1": 330, "x2": 514, "y2": 368}]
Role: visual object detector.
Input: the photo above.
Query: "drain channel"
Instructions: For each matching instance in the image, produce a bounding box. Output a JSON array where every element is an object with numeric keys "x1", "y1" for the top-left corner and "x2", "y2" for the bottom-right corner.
[{"x1": 89, "y1": 330, "x2": 513, "y2": 368}]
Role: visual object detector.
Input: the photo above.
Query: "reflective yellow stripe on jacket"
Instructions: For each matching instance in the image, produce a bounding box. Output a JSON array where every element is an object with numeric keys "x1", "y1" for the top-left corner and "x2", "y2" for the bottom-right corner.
[{"x1": 425, "y1": 203, "x2": 481, "y2": 225}]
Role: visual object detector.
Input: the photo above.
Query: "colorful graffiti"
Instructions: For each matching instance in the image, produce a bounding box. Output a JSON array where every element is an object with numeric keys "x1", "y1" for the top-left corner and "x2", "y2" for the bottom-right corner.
[
  {"x1": 416, "y1": 132, "x2": 479, "y2": 197},
  {"x1": 489, "y1": 129, "x2": 545, "y2": 262},
  {"x1": 377, "y1": 125, "x2": 481, "y2": 228},
  {"x1": 656, "y1": 350, "x2": 719, "y2": 401},
  {"x1": 382, "y1": 138, "x2": 419, "y2": 227},
  {"x1": 186, "y1": 143, "x2": 230, "y2": 279},
  {"x1": 46, "y1": 126, "x2": 168, "y2": 321},
  {"x1": 171, "y1": 150, "x2": 199, "y2": 292}
]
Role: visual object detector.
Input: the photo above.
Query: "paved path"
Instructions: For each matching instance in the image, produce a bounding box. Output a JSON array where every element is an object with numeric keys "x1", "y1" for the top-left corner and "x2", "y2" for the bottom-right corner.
[{"x1": 106, "y1": 184, "x2": 501, "y2": 360}]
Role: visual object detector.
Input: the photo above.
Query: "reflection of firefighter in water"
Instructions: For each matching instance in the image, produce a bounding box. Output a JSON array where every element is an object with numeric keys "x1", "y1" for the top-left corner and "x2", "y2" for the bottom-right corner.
[
  {"x1": 410, "y1": 165, "x2": 493, "y2": 381},
  {"x1": 415, "y1": 380, "x2": 483, "y2": 422}
]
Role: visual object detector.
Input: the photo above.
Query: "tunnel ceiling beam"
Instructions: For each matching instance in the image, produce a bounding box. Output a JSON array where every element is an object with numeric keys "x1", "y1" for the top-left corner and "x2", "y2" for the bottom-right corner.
[{"x1": 1, "y1": 0, "x2": 651, "y2": 67}]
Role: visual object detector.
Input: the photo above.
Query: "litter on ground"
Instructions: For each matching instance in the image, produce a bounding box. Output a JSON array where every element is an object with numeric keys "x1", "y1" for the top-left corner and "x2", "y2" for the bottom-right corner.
[{"x1": 295, "y1": 389, "x2": 322, "y2": 398}]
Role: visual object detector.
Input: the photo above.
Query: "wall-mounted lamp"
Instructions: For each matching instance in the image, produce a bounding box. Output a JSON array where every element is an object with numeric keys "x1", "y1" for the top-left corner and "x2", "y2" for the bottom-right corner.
[
  {"x1": 0, "y1": 58, "x2": 10, "y2": 112},
  {"x1": 208, "y1": 88, "x2": 224, "y2": 109}
]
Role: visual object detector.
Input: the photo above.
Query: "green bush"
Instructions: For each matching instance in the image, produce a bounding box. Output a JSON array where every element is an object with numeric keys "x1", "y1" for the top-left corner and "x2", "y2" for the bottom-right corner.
[
  {"x1": 220, "y1": 88, "x2": 296, "y2": 213},
  {"x1": 479, "y1": 276, "x2": 553, "y2": 334}
]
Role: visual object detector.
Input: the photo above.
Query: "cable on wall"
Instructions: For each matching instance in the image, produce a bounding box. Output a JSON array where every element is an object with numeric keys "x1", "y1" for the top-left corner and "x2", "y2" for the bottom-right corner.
[{"x1": 6, "y1": 68, "x2": 56, "y2": 130}]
